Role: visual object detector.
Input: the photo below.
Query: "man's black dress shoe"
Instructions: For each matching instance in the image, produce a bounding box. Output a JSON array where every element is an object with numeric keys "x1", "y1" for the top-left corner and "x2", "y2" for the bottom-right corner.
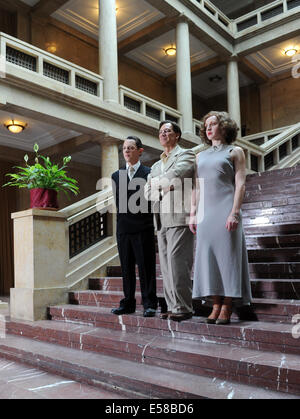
[
  {"x1": 111, "y1": 307, "x2": 135, "y2": 315},
  {"x1": 143, "y1": 308, "x2": 156, "y2": 318}
]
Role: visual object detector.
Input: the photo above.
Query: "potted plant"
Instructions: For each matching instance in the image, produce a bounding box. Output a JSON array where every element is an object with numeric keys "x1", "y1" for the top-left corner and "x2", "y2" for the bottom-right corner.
[{"x1": 3, "y1": 143, "x2": 79, "y2": 209}]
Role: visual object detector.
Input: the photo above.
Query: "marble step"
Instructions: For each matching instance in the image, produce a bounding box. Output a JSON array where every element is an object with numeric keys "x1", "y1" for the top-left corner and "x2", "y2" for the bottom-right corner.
[
  {"x1": 242, "y1": 204, "x2": 300, "y2": 220},
  {"x1": 242, "y1": 197, "x2": 300, "y2": 212},
  {"x1": 243, "y1": 189, "x2": 300, "y2": 205},
  {"x1": 248, "y1": 247, "x2": 300, "y2": 262},
  {"x1": 249, "y1": 262, "x2": 300, "y2": 279},
  {"x1": 107, "y1": 266, "x2": 163, "y2": 277},
  {"x1": 246, "y1": 234, "x2": 300, "y2": 249},
  {"x1": 251, "y1": 279, "x2": 300, "y2": 300},
  {"x1": 0, "y1": 335, "x2": 294, "y2": 400},
  {"x1": 49, "y1": 304, "x2": 300, "y2": 356},
  {"x1": 89, "y1": 277, "x2": 300, "y2": 301},
  {"x1": 68, "y1": 290, "x2": 300, "y2": 323},
  {"x1": 244, "y1": 223, "x2": 300, "y2": 236},
  {"x1": 242, "y1": 212, "x2": 300, "y2": 227},
  {"x1": 246, "y1": 167, "x2": 300, "y2": 184},
  {"x1": 245, "y1": 175, "x2": 300, "y2": 191},
  {"x1": 89, "y1": 277, "x2": 164, "y2": 292},
  {"x1": 5, "y1": 318, "x2": 300, "y2": 396}
]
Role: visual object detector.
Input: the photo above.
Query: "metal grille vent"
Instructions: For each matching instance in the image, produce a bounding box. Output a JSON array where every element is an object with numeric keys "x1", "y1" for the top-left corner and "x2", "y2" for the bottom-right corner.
[
  {"x1": 76, "y1": 75, "x2": 97, "y2": 96},
  {"x1": 146, "y1": 105, "x2": 160, "y2": 121},
  {"x1": 43, "y1": 61, "x2": 69, "y2": 84},
  {"x1": 69, "y1": 212, "x2": 108, "y2": 259},
  {"x1": 261, "y1": 5, "x2": 283, "y2": 21},
  {"x1": 6, "y1": 46, "x2": 37, "y2": 72},
  {"x1": 124, "y1": 96, "x2": 141, "y2": 113}
]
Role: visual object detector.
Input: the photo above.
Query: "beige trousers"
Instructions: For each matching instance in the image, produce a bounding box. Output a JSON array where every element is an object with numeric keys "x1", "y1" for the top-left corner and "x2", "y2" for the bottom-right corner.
[{"x1": 157, "y1": 226, "x2": 194, "y2": 314}]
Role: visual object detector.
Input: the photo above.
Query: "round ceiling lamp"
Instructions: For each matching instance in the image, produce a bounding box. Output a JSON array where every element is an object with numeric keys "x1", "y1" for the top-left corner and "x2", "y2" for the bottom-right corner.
[
  {"x1": 284, "y1": 48, "x2": 298, "y2": 57},
  {"x1": 164, "y1": 46, "x2": 176, "y2": 56},
  {"x1": 5, "y1": 120, "x2": 27, "y2": 134},
  {"x1": 209, "y1": 75, "x2": 222, "y2": 83}
]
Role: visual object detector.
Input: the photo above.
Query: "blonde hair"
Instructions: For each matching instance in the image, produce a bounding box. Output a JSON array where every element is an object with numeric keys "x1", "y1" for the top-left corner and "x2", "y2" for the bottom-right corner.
[{"x1": 200, "y1": 111, "x2": 239, "y2": 145}]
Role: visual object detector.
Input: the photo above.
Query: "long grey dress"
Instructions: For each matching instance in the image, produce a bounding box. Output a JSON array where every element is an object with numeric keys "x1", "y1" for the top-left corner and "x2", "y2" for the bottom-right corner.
[{"x1": 192, "y1": 144, "x2": 252, "y2": 306}]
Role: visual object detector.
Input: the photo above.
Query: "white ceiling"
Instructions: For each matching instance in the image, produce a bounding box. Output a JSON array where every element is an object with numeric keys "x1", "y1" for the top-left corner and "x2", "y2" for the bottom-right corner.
[
  {"x1": 0, "y1": 110, "x2": 81, "y2": 152},
  {"x1": 247, "y1": 37, "x2": 300, "y2": 77},
  {"x1": 6, "y1": 0, "x2": 298, "y2": 165},
  {"x1": 192, "y1": 65, "x2": 252, "y2": 99},
  {"x1": 49, "y1": 0, "x2": 299, "y2": 83}
]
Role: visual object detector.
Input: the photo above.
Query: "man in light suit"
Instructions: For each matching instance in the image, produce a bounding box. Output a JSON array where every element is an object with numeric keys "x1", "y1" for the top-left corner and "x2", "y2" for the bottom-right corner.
[
  {"x1": 111, "y1": 136, "x2": 157, "y2": 317},
  {"x1": 145, "y1": 121, "x2": 196, "y2": 322}
]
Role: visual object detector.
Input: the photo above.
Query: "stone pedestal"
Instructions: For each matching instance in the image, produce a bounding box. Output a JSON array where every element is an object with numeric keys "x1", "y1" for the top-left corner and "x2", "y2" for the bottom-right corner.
[
  {"x1": 10, "y1": 209, "x2": 68, "y2": 321},
  {"x1": 0, "y1": 300, "x2": 8, "y2": 309}
]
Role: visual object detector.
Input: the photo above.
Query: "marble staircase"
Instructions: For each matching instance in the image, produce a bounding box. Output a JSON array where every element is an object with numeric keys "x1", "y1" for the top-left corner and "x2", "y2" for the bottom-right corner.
[{"x1": 0, "y1": 166, "x2": 300, "y2": 399}]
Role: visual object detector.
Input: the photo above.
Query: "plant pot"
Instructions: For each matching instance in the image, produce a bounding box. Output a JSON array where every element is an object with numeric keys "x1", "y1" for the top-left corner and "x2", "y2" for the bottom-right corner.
[{"x1": 30, "y1": 188, "x2": 59, "y2": 210}]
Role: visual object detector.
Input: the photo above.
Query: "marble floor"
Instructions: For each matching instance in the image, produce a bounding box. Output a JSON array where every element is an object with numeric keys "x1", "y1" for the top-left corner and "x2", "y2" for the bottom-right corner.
[{"x1": 0, "y1": 358, "x2": 125, "y2": 399}]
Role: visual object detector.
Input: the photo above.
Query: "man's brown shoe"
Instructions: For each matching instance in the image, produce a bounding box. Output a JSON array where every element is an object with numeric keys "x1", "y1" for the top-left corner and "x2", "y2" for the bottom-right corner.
[
  {"x1": 169, "y1": 312, "x2": 193, "y2": 322},
  {"x1": 159, "y1": 311, "x2": 170, "y2": 320}
]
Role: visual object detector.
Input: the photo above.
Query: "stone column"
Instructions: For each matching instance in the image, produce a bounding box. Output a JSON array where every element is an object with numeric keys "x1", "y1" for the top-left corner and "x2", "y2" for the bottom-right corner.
[
  {"x1": 227, "y1": 57, "x2": 241, "y2": 133},
  {"x1": 10, "y1": 209, "x2": 68, "y2": 321},
  {"x1": 99, "y1": 0, "x2": 119, "y2": 103},
  {"x1": 98, "y1": 139, "x2": 120, "y2": 239},
  {"x1": 101, "y1": 139, "x2": 120, "y2": 179},
  {"x1": 176, "y1": 16, "x2": 193, "y2": 134}
]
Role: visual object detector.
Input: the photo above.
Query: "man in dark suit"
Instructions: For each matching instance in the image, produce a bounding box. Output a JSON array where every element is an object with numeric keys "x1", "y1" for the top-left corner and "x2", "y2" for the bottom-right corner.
[{"x1": 111, "y1": 136, "x2": 157, "y2": 317}]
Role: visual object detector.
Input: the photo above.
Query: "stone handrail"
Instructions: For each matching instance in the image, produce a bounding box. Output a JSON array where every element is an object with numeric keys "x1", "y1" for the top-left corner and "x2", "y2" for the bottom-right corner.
[
  {"x1": 187, "y1": 0, "x2": 300, "y2": 37},
  {"x1": 59, "y1": 186, "x2": 118, "y2": 289},
  {"x1": 0, "y1": 32, "x2": 104, "y2": 100},
  {"x1": 188, "y1": 0, "x2": 233, "y2": 32},
  {"x1": 119, "y1": 85, "x2": 182, "y2": 125},
  {"x1": 192, "y1": 118, "x2": 300, "y2": 172},
  {"x1": 232, "y1": 0, "x2": 300, "y2": 34}
]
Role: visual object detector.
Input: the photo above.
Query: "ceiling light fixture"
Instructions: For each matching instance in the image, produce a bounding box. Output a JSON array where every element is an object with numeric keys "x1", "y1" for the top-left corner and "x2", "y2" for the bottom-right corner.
[
  {"x1": 284, "y1": 48, "x2": 298, "y2": 57},
  {"x1": 164, "y1": 46, "x2": 176, "y2": 56},
  {"x1": 209, "y1": 75, "x2": 222, "y2": 83},
  {"x1": 5, "y1": 120, "x2": 27, "y2": 134},
  {"x1": 46, "y1": 44, "x2": 57, "y2": 54}
]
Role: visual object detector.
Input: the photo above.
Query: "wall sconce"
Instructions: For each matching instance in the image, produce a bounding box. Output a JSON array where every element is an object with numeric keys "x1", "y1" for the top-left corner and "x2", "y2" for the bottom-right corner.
[
  {"x1": 5, "y1": 120, "x2": 27, "y2": 134},
  {"x1": 284, "y1": 48, "x2": 298, "y2": 57},
  {"x1": 46, "y1": 43, "x2": 57, "y2": 54},
  {"x1": 209, "y1": 75, "x2": 222, "y2": 83},
  {"x1": 164, "y1": 46, "x2": 176, "y2": 56}
]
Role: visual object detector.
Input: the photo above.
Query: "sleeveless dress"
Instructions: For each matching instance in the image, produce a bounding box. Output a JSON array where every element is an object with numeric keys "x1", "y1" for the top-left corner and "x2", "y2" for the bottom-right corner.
[{"x1": 192, "y1": 144, "x2": 252, "y2": 306}]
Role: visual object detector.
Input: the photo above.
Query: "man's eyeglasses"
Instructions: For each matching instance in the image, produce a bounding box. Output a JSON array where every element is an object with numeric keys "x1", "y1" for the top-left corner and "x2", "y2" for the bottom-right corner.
[
  {"x1": 123, "y1": 146, "x2": 138, "y2": 151},
  {"x1": 159, "y1": 129, "x2": 174, "y2": 135}
]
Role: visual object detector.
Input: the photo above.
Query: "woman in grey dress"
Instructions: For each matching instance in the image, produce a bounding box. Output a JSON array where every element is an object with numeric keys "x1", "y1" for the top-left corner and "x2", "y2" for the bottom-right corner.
[{"x1": 189, "y1": 111, "x2": 252, "y2": 325}]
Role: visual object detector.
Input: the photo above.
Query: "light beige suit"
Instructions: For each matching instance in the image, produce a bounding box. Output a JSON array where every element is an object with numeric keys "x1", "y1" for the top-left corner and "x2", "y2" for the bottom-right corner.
[{"x1": 145, "y1": 145, "x2": 196, "y2": 314}]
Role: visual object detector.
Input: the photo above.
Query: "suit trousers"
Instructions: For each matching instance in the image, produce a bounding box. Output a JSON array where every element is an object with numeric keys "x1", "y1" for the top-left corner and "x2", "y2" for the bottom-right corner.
[
  {"x1": 157, "y1": 226, "x2": 194, "y2": 314},
  {"x1": 117, "y1": 228, "x2": 157, "y2": 311}
]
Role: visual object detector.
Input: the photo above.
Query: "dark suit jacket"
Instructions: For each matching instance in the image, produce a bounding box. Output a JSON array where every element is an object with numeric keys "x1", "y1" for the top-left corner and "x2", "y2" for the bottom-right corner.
[{"x1": 112, "y1": 164, "x2": 154, "y2": 234}]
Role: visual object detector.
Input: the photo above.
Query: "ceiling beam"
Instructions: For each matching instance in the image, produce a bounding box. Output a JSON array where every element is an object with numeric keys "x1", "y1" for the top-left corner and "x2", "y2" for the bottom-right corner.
[
  {"x1": 31, "y1": 0, "x2": 70, "y2": 17},
  {"x1": 239, "y1": 57, "x2": 269, "y2": 84},
  {"x1": 40, "y1": 134, "x2": 96, "y2": 158},
  {"x1": 0, "y1": 0, "x2": 31, "y2": 13},
  {"x1": 0, "y1": 144, "x2": 33, "y2": 162},
  {"x1": 118, "y1": 16, "x2": 178, "y2": 55},
  {"x1": 165, "y1": 57, "x2": 223, "y2": 82}
]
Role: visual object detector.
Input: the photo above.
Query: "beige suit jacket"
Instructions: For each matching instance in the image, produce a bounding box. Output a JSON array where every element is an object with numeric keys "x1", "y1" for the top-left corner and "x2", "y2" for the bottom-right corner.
[{"x1": 145, "y1": 145, "x2": 196, "y2": 230}]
